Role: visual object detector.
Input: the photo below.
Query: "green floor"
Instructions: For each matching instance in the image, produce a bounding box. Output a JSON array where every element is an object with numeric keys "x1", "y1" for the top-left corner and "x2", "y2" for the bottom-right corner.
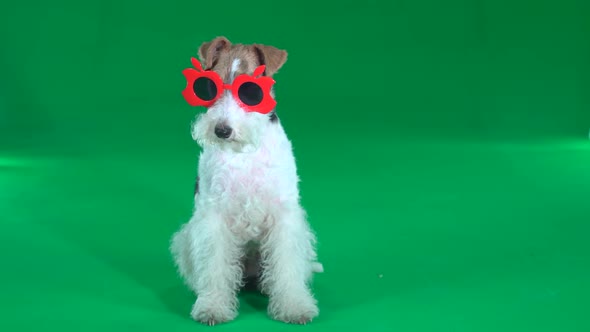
[{"x1": 2, "y1": 1, "x2": 590, "y2": 331}]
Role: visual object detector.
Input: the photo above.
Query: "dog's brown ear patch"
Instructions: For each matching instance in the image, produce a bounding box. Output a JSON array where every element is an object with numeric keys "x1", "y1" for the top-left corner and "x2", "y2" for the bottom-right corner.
[
  {"x1": 253, "y1": 44, "x2": 287, "y2": 76},
  {"x1": 199, "y1": 36, "x2": 231, "y2": 69}
]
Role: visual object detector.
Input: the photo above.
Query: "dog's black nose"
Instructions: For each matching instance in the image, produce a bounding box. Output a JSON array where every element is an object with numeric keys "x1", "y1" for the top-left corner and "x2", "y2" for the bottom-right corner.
[{"x1": 214, "y1": 123, "x2": 233, "y2": 139}]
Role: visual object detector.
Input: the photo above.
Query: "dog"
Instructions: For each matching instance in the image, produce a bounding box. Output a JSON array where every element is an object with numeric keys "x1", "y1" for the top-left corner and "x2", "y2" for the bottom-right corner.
[{"x1": 170, "y1": 36, "x2": 322, "y2": 325}]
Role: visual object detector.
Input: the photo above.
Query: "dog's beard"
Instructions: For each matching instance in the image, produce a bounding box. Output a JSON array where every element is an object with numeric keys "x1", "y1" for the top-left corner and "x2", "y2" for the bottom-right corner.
[{"x1": 191, "y1": 113, "x2": 263, "y2": 153}]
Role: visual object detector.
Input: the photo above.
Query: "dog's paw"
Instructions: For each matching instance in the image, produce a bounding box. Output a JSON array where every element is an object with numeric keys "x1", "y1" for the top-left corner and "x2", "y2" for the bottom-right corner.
[
  {"x1": 312, "y1": 262, "x2": 324, "y2": 273},
  {"x1": 190, "y1": 297, "x2": 237, "y2": 326},
  {"x1": 268, "y1": 293, "x2": 319, "y2": 324}
]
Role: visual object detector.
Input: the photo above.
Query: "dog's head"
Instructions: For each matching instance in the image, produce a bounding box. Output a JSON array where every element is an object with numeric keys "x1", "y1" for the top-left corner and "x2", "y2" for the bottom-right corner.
[{"x1": 189, "y1": 36, "x2": 287, "y2": 153}]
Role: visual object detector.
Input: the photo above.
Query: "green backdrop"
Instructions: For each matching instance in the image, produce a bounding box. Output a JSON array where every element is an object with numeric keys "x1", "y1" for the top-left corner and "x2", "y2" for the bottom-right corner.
[{"x1": 1, "y1": 1, "x2": 589, "y2": 331}]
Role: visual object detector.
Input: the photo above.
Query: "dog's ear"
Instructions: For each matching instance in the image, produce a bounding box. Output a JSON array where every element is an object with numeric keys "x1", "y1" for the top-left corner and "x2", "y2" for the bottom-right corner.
[
  {"x1": 253, "y1": 44, "x2": 287, "y2": 76},
  {"x1": 198, "y1": 36, "x2": 231, "y2": 69}
]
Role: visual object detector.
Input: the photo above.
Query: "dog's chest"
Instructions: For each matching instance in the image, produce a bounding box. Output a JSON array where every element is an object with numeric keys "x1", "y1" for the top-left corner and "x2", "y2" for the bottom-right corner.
[
  {"x1": 221, "y1": 148, "x2": 275, "y2": 196},
  {"x1": 206, "y1": 147, "x2": 282, "y2": 238}
]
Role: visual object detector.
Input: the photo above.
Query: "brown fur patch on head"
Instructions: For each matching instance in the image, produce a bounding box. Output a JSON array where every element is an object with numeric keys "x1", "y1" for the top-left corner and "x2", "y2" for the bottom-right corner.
[{"x1": 198, "y1": 36, "x2": 288, "y2": 83}]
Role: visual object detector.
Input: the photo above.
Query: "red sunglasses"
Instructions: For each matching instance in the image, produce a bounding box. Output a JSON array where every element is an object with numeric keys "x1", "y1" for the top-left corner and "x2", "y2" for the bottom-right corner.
[{"x1": 182, "y1": 58, "x2": 277, "y2": 114}]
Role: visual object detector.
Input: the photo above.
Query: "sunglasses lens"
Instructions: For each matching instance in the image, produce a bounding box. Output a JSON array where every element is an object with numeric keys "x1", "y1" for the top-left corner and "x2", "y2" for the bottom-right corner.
[
  {"x1": 193, "y1": 77, "x2": 217, "y2": 101},
  {"x1": 238, "y1": 82, "x2": 263, "y2": 106}
]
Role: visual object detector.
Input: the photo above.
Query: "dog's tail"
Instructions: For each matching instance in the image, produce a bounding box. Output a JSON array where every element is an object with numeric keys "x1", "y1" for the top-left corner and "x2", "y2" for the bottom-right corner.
[{"x1": 312, "y1": 262, "x2": 324, "y2": 273}]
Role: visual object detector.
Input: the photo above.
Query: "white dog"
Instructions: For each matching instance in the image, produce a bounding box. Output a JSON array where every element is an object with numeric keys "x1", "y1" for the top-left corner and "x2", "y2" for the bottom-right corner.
[{"x1": 170, "y1": 36, "x2": 322, "y2": 326}]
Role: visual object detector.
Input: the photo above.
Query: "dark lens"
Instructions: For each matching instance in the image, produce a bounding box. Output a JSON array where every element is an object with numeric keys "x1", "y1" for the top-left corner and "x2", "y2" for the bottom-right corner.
[
  {"x1": 238, "y1": 82, "x2": 263, "y2": 106},
  {"x1": 193, "y1": 77, "x2": 217, "y2": 101}
]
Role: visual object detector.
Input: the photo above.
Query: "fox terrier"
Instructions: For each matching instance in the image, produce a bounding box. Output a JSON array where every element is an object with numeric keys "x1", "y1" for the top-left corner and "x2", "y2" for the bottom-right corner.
[{"x1": 170, "y1": 36, "x2": 323, "y2": 325}]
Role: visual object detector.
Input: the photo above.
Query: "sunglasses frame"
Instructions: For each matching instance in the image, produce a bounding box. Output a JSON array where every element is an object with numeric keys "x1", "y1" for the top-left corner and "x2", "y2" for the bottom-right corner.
[{"x1": 182, "y1": 58, "x2": 277, "y2": 114}]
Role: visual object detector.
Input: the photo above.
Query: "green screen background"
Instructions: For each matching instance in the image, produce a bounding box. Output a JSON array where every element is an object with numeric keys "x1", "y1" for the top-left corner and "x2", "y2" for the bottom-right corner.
[{"x1": 1, "y1": 1, "x2": 589, "y2": 331}]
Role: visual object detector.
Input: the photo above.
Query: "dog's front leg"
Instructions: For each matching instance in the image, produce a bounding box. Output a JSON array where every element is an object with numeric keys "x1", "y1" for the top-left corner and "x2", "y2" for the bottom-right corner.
[
  {"x1": 186, "y1": 212, "x2": 243, "y2": 325},
  {"x1": 260, "y1": 206, "x2": 319, "y2": 324}
]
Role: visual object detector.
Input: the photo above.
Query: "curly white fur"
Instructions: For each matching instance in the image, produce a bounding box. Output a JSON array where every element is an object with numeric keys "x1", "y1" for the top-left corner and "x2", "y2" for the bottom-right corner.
[{"x1": 170, "y1": 92, "x2": 322, "y2": 325}]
